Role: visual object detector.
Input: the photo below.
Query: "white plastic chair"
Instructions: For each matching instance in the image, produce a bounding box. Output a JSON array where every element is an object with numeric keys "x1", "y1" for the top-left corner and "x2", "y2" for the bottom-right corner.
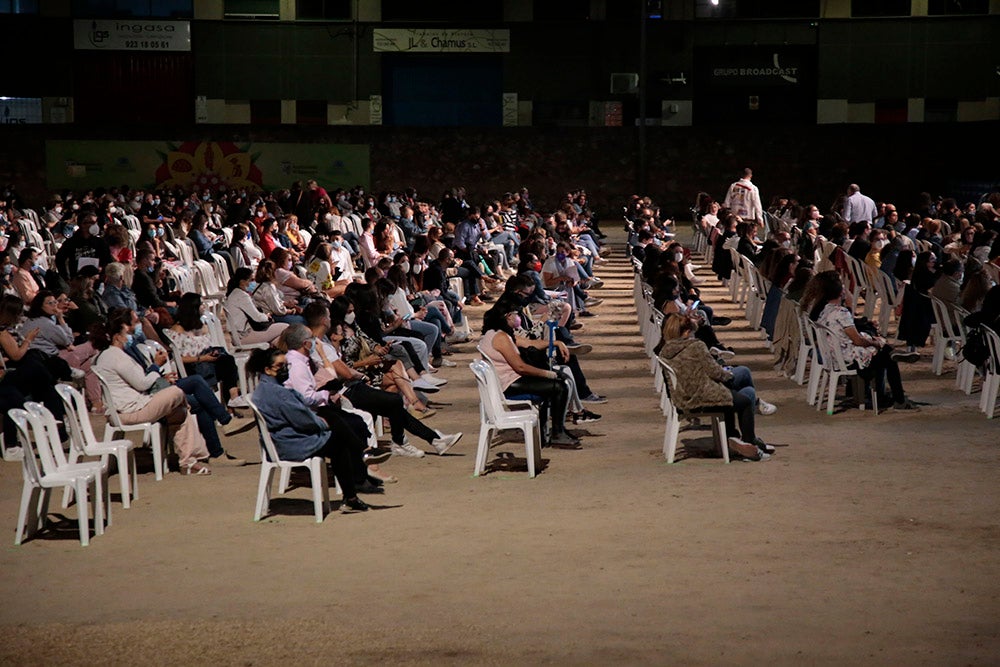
[
  {"x1": 56, "y1": 383, "x2": 139, "y2": 509},
  {"x1": 793, "y1": 308, "x2": 815, "y2": 386},
  {"x1": 929, "y1": 295, "x2": 963, "y2": 376},
  {"x1": 655, "y1": 357, "x2": 730, "y2": 463},
  {"x1": 979, "y1": 325, "x2": 1000, "y2": 418},
  {"x1": 248, "y1": 396, "x2": 332, "y2": 523},
  {"x1": 204, "y1": 310, "x2": 265, "y2": 400},
  {"x1": 872, "y1": 269, "x2": 901, "y2": 338},
  {"x1": 93, "y1": 367, "x2": 169, "y2": 481},
  {"x1": 10, "y1": 409, "x2": 104, "y2": 547},
  {"x1": 469, "y1": 359, "x2": 542, "y2": 478},
  {"x1": 808, "y1": 320, "x2": 876, "y2": 415},
  {"x1": 953, "y1": 305, "x2": 976, "y2": 394},
  {"x1": 15, "y1": 403, "x2": 111, "y2": 545}
]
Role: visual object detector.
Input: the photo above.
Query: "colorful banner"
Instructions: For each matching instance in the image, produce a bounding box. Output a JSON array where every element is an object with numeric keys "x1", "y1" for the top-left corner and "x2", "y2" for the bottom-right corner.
[
  {"x1": 45, "y1": 140, "x2": 370, "y2": 192},
  {"x1": 373, "y1": 28, "x2": 510, "y2": 53}
]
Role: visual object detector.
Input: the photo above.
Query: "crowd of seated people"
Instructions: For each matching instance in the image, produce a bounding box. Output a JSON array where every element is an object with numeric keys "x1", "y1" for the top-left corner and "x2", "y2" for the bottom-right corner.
[{"x1": 0, "y1": 182, "x2": 610, "y2": 477}]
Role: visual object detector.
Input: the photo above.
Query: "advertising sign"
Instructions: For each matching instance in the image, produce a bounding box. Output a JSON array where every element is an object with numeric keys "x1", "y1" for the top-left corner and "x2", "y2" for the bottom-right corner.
[
  {"x1": 46, "y1": 140, "x2": 370, "y2": 192},
  {"x1": 73, "y1": 19, "x2": 191, "y2": 52},
  {"x1": 373, "y1": 28, "x2": 510, "y2": 53}
]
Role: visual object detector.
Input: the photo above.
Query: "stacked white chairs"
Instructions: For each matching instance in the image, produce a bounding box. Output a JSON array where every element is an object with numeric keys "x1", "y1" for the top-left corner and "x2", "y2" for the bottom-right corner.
[
  {"x1": 740, "y1": 254, "x2": 768, "y2": 338},
  {"x1": 727, "y1": 247, "x2": 749, "y2": 306},
  {"x1": 93, "y1": 367, "x2": 169, "y2": 481},
  {"x1": 11, "y1": 403, "x2": 110, "y2": 546},
  {"x1": 56, "y1": 383, "x2": 140, "y2": 509},
  {"x1": 655, "y1": 357, "x2": 730, "y2": 464},
  {"x1": 249, "y1": 396, "x2": 334, "y2": 523},
  {"x1": 929, "y1": 296, "x2": 965, "y2": 376},
  {"x1": 192, "y1": 259, "x2": 225, "y2": 317},
  {"x1": 469, "y1": 359, "x2": 542, "y2": 478}
]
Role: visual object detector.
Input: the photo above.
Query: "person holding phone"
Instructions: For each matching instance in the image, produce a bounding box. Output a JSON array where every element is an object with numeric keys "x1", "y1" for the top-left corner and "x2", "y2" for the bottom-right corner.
[{"x1": 168, "y1": 292, "x2": 249, "y2": 410}]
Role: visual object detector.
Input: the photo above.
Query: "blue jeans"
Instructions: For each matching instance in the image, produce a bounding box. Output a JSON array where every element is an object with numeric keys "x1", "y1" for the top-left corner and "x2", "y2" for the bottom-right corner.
[
  {"x1": 423, "y1": 305, "x2": 452, "y2": 335},
  {"x1": 491, "y1": 231, "x2": 519, "y2": 262},
  {"x1": 406, "y1": 317, "x2": 442, "y2": 358},
  {"x1": 175, "y1": 375, "x2": 229, "y2": 458},
  {"x1": 275, "y1": 313, "x2": 307, "y2": 326}
]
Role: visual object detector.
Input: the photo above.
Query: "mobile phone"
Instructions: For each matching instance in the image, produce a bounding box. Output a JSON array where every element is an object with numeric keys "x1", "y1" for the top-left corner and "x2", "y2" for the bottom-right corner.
[
  {"x1": 402, "y1": 312, "x2": 413, "y2": 321},
  {"x1": 690, "y1": 300, "x2": 701, "y2": 311}
]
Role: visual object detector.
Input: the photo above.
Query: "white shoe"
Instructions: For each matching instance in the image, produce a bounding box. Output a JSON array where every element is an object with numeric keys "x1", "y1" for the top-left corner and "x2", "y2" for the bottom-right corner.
[
  {"x1": 431, "y1": 431, "x2": 462, "y2": 455},
  {"x1": 446, "y1": 333, "x2": 469, "y2": 344},
  {"x1": 411, "y1": 378, "x2": 441, "y2": 393},
  {"x1": 70, "y1": 368, "x2": 86, "y2": 380},
  {"x1": 228, "y1": 395, "x2": 249, "y2": 408},
  {"x1": 757, "y1": 399, "x2": 777, "y2": 416},
  {"x1": 390, "y1": 442, "x2": 426, "y2": 458},
  {"x1": 438, "y1": 358, "x2": 457, "y2": 367},
  {"x1": 421, "y1": 373, "x2": 448, "y2": 387}
]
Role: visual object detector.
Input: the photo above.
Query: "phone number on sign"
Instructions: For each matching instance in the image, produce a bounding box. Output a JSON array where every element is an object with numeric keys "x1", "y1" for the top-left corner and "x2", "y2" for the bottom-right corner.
[{"x1": 124, "y1": 39, "x2": 172, "y2": 48}]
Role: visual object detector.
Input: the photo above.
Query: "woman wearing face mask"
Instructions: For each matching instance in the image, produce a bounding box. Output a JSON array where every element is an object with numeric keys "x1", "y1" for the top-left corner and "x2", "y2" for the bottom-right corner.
[
  {"x1": 251, "y1": 259, "x2": 307, "y2": 327},
  {"x1": 865, "y1": 229, "x2": 889, "y2": 269},
  {"x1": 305, "y1": 242, "x2": 347, "y2": 299},
  {"x1": 480, "y1": 300, "x2": 580, "y2": 448},
  {"x1": 228, "y1": 223, "x2": 263, "y2": 270},
  {"x1": 224, "y1": 266, "x2": 290, "y2": 346},
  {"x1": 168, "y1": 292, "x2": 248, "y2": 410}
]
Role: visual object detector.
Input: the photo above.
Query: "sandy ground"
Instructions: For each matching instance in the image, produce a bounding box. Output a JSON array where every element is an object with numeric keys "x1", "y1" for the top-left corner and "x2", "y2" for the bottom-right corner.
[{"x1": 2, "y1": 227, "x2": 999, "y2": 666}]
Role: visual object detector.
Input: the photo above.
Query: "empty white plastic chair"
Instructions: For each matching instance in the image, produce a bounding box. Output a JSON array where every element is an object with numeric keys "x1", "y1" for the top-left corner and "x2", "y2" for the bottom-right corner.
[
  {"x1": 56, "y1": 383, "x2": 140, "y2": 509},
  {"x1": 248, "y1": 397, "x2": 333, "y2": 523},
  {"x1": 929, "y1": 295, "x2": 963, "y2": 376},
  {"x1": 469, "y1": 359, "x2": 542, "y2": 478}
]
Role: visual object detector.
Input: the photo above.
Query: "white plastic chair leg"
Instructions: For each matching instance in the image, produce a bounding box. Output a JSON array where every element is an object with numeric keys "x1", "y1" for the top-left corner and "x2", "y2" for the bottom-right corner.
[
  {"x1": 473, "y1": 425, "x2": 493, "y2": 476},
  {"x1": 254, "y1": 464, "x2": 275, "y2": 521}
]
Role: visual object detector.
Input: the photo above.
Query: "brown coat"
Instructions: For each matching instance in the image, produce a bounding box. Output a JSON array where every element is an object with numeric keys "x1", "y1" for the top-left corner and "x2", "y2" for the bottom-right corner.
[{"x1": 658, "y1": 337, "x2": 733, "y2": 411}]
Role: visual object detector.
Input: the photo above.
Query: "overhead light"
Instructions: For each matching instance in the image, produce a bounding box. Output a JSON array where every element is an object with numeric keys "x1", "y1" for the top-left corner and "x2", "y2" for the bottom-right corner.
[{"x1": 711, "y1": 0, "x2": 719, "y2": 5}]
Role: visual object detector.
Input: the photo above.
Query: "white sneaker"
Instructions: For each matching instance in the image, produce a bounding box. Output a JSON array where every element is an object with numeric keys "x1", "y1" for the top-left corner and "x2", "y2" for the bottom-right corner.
[
  {"x1": 431, "y1": 431, "x2": 463, "y2": 455},
  {"x1": 390, "y1": 442, "x2": 426, "y2": 458},
  {"x1": 411, "y1": 378, "x2": 440, "y2": 393},
  {"x1": 757, "y1": 399, "x2": 777, "y2": 416},
  {"x1": 421, "y1": 373, "x2": 448, "y2": 387},
  {"x1": 438, "y1": 358, "x2": 457, "y2": 367},
  {"x1": 228, "y1": 395, "x2": 250, "y2": 408}
]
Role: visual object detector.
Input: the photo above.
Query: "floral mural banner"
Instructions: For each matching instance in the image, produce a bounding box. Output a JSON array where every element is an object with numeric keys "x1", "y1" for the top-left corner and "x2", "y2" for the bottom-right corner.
[{"x1": 45, "y1": 140, "x2": 370, "y2": 193}]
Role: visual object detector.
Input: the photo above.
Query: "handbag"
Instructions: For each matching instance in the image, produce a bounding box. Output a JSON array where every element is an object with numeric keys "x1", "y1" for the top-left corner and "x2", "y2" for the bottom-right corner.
[
  {"x1": 518, "y1": 345, "x2": 552, "y2": 371},
  {"x1": 242, "y1": 310, "x2": 271, "y2": 332}
]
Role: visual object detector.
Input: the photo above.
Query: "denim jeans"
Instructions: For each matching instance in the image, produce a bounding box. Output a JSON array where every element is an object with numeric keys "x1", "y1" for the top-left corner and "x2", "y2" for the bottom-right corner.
[{"x1": 175, "y1": 374, "x2": 229, "y2": 458}]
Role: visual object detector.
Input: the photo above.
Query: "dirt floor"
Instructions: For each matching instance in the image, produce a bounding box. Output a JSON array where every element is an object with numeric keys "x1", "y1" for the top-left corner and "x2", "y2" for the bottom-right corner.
[{"x1": 2, "y1": 227, "x2": 999, "y2": 666}]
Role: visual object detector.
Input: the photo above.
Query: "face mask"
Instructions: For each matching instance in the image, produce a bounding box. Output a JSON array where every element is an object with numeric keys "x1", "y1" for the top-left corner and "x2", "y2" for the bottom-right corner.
[
  {"x1": 875, "y1": 239, "x2": 889, "y2": 249},
  {"x1": 153, "y1": 198, "x2": 160, "y2": 206},
  {"x1": 2, "y1": 264, "x2": 11, "y2": 276},
  {"x1": 148, "y1": 229, "x2": 157, "y2": 238},
  {"x1": 108, "y1": 205, "x2": 116, "y2": 213},
  {"x1": 125, "y1": 333, "x2": 134, "y2": 347},
  {"x1": 245, "y1": 233, "x2": 252, "y2": 241},
  {"x1": 32, "y1": 263, "x2": 43, "y2": 273},
  {"x1": 54, "y1": 206, "x2": 63, "y2": 214},
  {"x1": 532, "y1": 261, "x2": 542, "y2": 272},
  {"x1": 275, "y1": 366, "x2": 289, "y2": 385},
  {"x1": 345, "y1": 312, "x2": 356, "y2": 324},
  {"x1": 72, "y1": 203, "x2": 80, "y2": 211},
  {"x1": 400, "y1": 261, "x2": 410, "y2": 273},
  {"x1": 413, "y1": 262, "x2": 423, "y2": 274},
  {"x1": 157, "y1": 228, "x2": 165, "y2": 237},
  {"x1": 509, "y1": 314, "x2": 522, "y2": 329},
  {"x1": 284, "y1": 261, "x2": 293, "y2": 270},
  {"x1": 331, "y1": 240, "x2": 341, "y2": 250},
  {"x1": 202, "y1": 194, "x2": 211, "y2": 201},
  {"x1": 555, "y1": 252, "x2": 567, "y2": 262},
  {"x1": 781, "y1": 241, "x2": 791, "y2": 249},
  {"x1": 247, "y1": 281, "x2": 258, "y2": 292},
  {"x1": 674, "y1": 252, "x2": 684, "y2": 262},
  {"x1": 64, "y1": 225, "x2": 76, "y2": 239},
  {"x1": 257, "y1": 211, "x2": 265, "y2": 218},
  {"x1": 89, "y1": 224, "x2": 100, "y2": 236}
]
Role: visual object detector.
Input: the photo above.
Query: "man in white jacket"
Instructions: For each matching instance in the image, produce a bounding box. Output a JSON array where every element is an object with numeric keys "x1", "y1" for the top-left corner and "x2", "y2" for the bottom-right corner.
[{"x1": 723, "y1": 168, "x2": 763, "y2": 224}]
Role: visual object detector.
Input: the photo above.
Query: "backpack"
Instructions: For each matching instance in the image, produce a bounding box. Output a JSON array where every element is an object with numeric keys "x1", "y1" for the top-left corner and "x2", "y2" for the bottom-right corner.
[{"x1": 961, "y1": 326, "x2": 989, "y2": 366}]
